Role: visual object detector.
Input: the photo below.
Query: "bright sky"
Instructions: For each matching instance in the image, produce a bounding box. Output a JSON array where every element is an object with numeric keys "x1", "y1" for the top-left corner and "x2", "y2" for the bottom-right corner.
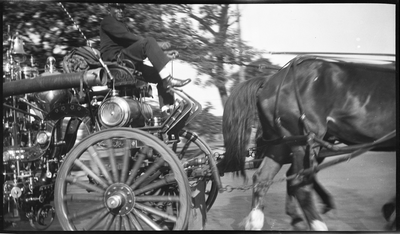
[
  {"x1": 167, "y1": 4, "x2": 396, "y2": 117},
  {"x1": 240, "y1": 3, "x2": 396, "y2": 66}
]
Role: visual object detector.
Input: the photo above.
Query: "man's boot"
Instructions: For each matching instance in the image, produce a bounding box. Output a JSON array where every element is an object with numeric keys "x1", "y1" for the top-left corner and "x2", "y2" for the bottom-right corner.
[{"x1": 163, "y1": 76, "x2": 191, "y2": 89}]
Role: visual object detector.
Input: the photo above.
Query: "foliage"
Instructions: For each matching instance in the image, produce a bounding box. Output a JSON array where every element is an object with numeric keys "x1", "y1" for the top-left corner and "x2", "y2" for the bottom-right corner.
[
  {"x1": 185, "y1": 103, "x2": 222, "y2": 141},
  {"x1": 168, "y1": 4, "x2": 263, "y2": 106},
  {"x1": 3, "y1": 2, "x2": 107, "y2": 68}
]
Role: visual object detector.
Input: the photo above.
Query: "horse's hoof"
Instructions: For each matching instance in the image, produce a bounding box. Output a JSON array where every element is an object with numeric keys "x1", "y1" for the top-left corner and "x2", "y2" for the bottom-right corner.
[
  {"x1": 322, "y1": 205, "x2": 334, "y2": 214},
  {"x1": 310, "y1": 220, "x2": 328, "y2": 231},
  {"x1": 291, "y1": 218, "x2": 308, "y2": 231},
  {"x1": 243, "y1": 208, "x2": 264, "y2": 230}
]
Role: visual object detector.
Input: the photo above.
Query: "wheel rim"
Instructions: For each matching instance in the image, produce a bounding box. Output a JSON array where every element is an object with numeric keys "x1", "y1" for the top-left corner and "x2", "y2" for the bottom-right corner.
[
  {"x1": 174, "y1": 130, "x2": 219, "y2": 211},
  {"x1": 55, "y1": 128, "x2": 191, "y2": 231}
]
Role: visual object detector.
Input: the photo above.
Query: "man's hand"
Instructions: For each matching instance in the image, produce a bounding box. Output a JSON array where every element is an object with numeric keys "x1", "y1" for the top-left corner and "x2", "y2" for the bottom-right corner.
[
  {"x1": 158, "y1": 41, "x2": 171, "y2": 50},
  {"x1": 165, "y1": 50, "x2": 179, "y2": 59}
]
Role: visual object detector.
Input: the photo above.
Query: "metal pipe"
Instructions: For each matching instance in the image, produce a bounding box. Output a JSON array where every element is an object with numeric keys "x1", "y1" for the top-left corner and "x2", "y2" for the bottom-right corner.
[{"x1": 3, "y1": 68, "x2": 107, "y2": 97}]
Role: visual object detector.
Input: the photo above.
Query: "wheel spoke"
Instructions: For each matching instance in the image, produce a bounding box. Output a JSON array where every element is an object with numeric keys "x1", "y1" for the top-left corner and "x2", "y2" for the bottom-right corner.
[
  {"x1": 88, "y1": 146, "x2": 113, "y2": 184},
  {"x1": 114, "y1": 215, "x2": 121, "y2": 231},
  {"x1": 128, "y1": 212, "x2": 143, "y2": 230},
  {"x1": 84, "y1": 208, "x2": 109, "y2": 230},
  {"x1": 135, "y1": 195, "x2": 180, "y2": 203},
  {"x1": 139, "y1": 171, "x2": 162, "y2": 188},
  {"x1": 103, "y1": 212, "x2": 115, "y2": 231},
  {"x1": 130, "y1": 157, "x2": 165, "y2": 190},
  {"x1": 64, "y1": 193, "x2": 103, "y2": 202},
  {"x1": 135, "y1": 202, "x2": 177, "y2": 222},
  {"x1": 165, "y1": 189, "x2": 178, "y2": 218},
  {"x1": 65, "y1": 175, "x2": 105, "y2": 193},
  {"x1": 67, "y1": 203, "x2": 105, "y2": 221},
  {"x1": 122, "y1": 215, "x2": 131, "y2": 230},
  {"x1": 133, "y1": 208, "x2": 163, "y2": 230},
  {"x1": 120, "y1": 138, "x2": 132, "y2": 183},
  {"x1": 106, "y1": 139, "x2": 119, "y2": 183},
  {"x1": 133, "y1": 174, "x2": 175, "y2": 195},
  {"x1": 73, "y1": 159, "x2": 108, "y2": 189},
  {"x1": 126, "y1": 147, "x2": 147, "y2": 185}
]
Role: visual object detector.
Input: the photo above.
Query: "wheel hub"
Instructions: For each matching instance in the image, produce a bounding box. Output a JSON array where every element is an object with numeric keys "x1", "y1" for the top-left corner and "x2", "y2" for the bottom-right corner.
[{"x1": 105, "y1": 183, "x2": 135, "y2": 215}]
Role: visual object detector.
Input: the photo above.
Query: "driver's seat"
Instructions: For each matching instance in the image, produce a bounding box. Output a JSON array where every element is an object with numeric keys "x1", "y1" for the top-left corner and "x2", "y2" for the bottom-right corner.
[{"x1": 62, "y1": 46, "x2": 152, "y2": 98}]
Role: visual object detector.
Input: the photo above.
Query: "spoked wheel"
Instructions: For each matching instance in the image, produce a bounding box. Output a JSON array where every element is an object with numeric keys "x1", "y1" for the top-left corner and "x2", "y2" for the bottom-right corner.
[
  {"x1": 173, "y1": 130, "x2": 219, "y2": 211},
  {"x1": 54, "y1": 128, "x2": 191, "y2": 231}
]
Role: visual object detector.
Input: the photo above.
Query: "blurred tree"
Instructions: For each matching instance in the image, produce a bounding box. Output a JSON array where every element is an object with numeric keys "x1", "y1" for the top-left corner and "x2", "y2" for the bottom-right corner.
[
  {"x1": 2, "y1": 2, "x2": 107, "y2": 68},
  {"x1": 169, "y1": 4, "x2": 262, "y2": 107},
  {"x1": 185, "y1": 103, "x2": 222, "y2": 141}
]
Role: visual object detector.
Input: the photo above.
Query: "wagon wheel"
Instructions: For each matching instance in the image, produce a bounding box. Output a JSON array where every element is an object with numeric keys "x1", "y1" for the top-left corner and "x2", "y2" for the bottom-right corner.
[
  {"x1": 172, "y1": 130, "x2": 219, "y2": 211},
  {"x1": 54, "y1": 128, "x2": 191, "y2": 231}
]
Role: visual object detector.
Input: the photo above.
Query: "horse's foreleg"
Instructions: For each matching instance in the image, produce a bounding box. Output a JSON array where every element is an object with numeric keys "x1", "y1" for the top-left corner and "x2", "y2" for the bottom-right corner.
[
  {"x1": 286, "y1": 165, "x2": 308, "y2": 230},
  {"x1": 292, "y1": 183, "x2": 328, "y2": 231},
  {"x1": 244, "y1": 156, "x2": 281, "y2": 230},
  {"x1": 315, "y1": 149, "x2": 335, "y2": 214},
  {"x1": 313, "y1": 177, "x2": 335, "y2": 214},
  {"x1": 290, "y1": 146, "x2": 328, "y2": 231},
  {"x1": 286, "y1": 175, "x2": 334, "y2": 230}
]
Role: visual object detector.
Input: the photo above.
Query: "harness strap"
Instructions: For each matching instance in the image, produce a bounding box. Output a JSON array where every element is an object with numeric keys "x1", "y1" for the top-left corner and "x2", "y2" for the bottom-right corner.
[
  {"x1": 315, "y1": 130, "x2": 396, "y2": 156},
  {"x1": 273, "y1": 60, "x2": 293, "y2": 132},
  {"x1": 317, "y1": 131, "x2": 396, "y2": 172},
  {"x1": 291, "y1": 57, "x2": 311, "y2": 134},
  {"x1": 273, "y1": 57, "x2": 311, "y2": 135}
]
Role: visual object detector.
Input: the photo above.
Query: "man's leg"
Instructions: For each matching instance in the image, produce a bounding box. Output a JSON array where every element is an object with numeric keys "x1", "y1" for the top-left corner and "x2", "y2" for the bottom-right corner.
[
  {"x1": 121, "y1": 37, "x2": 190, "y2": 88},
  {"x1": 135, "y1": 63, "x2": 174, "y2": 116}
]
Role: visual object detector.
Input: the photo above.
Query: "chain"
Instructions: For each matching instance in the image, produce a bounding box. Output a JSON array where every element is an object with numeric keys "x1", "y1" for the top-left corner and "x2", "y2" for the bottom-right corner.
[{"x1": 219, "y1": 176, "x2": 289, "y2": 193}]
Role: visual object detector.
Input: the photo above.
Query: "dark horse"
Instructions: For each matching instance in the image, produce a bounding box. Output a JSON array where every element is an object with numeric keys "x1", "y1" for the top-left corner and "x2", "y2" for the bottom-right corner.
[{"x1": 218, "y1": 55, "x2": 396, "y2": 230}]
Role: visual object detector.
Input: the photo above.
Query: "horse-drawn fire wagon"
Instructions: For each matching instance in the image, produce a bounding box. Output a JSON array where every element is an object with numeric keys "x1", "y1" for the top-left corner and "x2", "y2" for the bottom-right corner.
[
  {"x1": 3, "y1": 4, "x2": 396, "y2": 231},
  {"x1": 3, "y1": 21, "x2": 222, "y2": 230}
]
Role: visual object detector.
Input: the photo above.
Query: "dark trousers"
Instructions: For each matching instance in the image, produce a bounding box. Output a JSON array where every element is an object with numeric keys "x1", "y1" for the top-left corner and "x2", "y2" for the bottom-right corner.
[
  {"x1": 120, "y1": 37, "x2": 170, "y2": 72},
  {"x1": 120, "y1": 37, "x2": 174, "y2": 107},
  {"x1": 134, "y1": 62, "x2": 174, "y2": 107}
]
